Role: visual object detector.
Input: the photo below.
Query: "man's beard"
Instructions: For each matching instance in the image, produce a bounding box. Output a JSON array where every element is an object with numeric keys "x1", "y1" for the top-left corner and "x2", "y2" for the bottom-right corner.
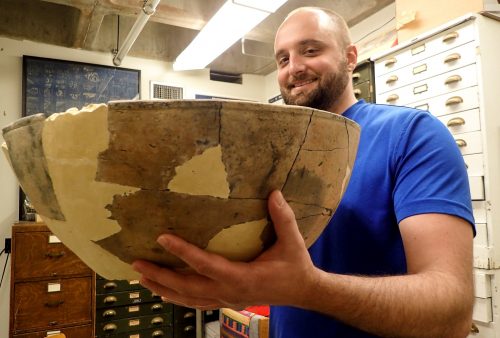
[{"x1": 281, "y1": 60, "x2": 350, "y2": 111}]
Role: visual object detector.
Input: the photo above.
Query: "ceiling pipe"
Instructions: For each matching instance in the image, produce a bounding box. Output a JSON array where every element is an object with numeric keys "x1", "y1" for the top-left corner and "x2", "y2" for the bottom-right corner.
[{"x1": 113, "y1": 0, "x2": 161, "y2": 66}]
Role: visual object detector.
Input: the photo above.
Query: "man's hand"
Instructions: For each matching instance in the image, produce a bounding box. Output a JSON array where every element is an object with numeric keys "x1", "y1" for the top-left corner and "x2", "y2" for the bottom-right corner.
[{"x1": 132, "y1": 190, "x2": 320, "y2": 310}]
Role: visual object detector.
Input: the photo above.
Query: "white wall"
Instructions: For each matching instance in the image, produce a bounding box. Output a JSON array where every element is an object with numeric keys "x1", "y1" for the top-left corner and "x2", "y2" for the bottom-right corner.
[{"x1": 0, "y1": 36, "x2": 266, "y2": 337}]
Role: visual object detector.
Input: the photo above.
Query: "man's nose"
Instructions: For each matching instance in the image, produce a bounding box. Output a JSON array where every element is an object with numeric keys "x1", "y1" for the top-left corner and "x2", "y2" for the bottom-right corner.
[{"x1": 288, "y1": 55, "x2": 306, "y2": 75}]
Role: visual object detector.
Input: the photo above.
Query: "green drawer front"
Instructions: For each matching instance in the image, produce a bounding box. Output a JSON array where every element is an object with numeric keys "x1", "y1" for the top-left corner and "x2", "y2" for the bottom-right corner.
[
  {"x1": 97, "y1": 302, "x2": 173, "y2": 323},
  {"x1": 96, "y1": 313, "x2": 172, "y2": 336},
  {"x1": 96, "y1": 289, "x2": 162, "y2": 308}
]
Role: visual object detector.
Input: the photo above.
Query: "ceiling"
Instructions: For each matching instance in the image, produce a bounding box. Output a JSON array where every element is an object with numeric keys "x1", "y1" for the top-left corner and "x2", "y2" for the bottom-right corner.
[{"x1": 0, "y1": 0, "x2": 394, "y2": 76}]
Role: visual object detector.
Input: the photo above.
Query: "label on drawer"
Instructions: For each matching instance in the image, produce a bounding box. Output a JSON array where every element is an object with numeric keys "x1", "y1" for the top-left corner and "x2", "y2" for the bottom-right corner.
[
  {"x1": 46, "y1": 331, "x2": 61, "y2": 336},
  {"x1": 129, "y1": 279, "x2": 140, "y2": 285},
  {"x1": 129, "y1": 292, "x2": 140, "y2": 299},
  {"x1": 47, "y1": 283, "x2": 61, "y2": 292},
  {"x1": 48, "y1": 235, "x2": 61, "y2": 243},
  {"x1": 129, "y1": 305, "x2": 140, "y2": 313},
  {"x1": 129, "y1": 319, "x2": 140, "y2": 326},
  {"x1": 130, "y1": 335, "x2": 140, "y2": 338},
  {"x1": 412, "y1": 63, "x2": 427, "y2": 75}
]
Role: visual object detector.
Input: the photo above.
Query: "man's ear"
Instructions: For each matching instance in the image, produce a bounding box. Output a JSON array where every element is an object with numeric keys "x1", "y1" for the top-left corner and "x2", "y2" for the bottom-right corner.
[{"x1": 345, "y1": 44, "x2": 358, "y2": 71}]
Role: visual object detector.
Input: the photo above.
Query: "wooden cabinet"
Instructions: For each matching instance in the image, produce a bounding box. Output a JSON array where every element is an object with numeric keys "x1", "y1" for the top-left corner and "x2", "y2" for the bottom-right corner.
[{"x1": 9, "y1": 223, "x2": 95, "y2": 338}]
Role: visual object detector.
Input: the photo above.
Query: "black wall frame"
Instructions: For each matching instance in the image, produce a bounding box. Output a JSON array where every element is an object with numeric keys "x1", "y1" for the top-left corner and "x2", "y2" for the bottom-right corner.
[{"x1": 19, "y1": 55, "x2": 141, "y2": 220}]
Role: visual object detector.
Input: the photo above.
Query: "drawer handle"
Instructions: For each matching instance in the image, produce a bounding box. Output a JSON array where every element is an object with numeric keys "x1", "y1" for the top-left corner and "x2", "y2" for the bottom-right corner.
[
  {"x1": 444, "y1": 75, "x2": 462, "y2": 85},
  {"x1": 49, "y1": 321, "x2": 58, "y2": 326},
  {"x1": 103, "y1": 309, "x2": 116, "y2": 318},
  {"x1": 103, "y1": 323, "x2": 118, "y2": 332},
  {"x1": 384, "y1": 57, "x2": 397, "y2": 67},
  {"x1": 103, "y1": 281, "x2": 118, "y2": 290},
  {"x1": 184, "y1": 325, "x2": 195, "y2": 332},
  {"x1": 442, "y1": 31, "x2": 459, "y2": 43},
  {"x1": 45, "y1": 300, "x2": 64, "y2": 307},
  {"x1": 444, "y1": 53, "x2": 461, "y2": 63},
  {"x1": 385, "y1": 75, "x2": 398, "y2": 84},
  {"x1": 152, "y1": 330, "x2": 165, "y2": 337},
  {"x1": 151, "y1": 316, "x2": 164, "y2": 325},
  {"x1": 445, "y1": 96, "x2": 463, "y2": 106},
  {"x1": 386, "y1": 94, "x2": 399, "y2": 103},
  {"x1": 104, "y1": 296, "x2": 117, "y2": 304},
  {"x1": 353, "y1": 89, "x2": 362, "y2": 97},
  {"x1": 183, "y1": 311, "x2": 195, "y2": 319},
  {"x1": 455, "y1": 139, "x2": 467, "y2": 148},
  {"x1": 45, "y1": 251, "x2": 65, "y2": 258},
  {"x1": 471, "y1": 323, "x2": 479, "y2": 333},
  {"x1": 151, "y1": 303, "x2": 164, "y2": 311},
  {"x1": 352, "y1": 72, "x2": 360, "y2": 80},
  {"x1": 447, "y1": 117, "x2": 465, "y2": 127}
]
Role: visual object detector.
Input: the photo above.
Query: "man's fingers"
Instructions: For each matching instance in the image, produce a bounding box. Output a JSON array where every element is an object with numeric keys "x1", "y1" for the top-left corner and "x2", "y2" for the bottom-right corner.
[
  {"x1": 156, "y1": 234, "x2": 239, "y2": 280},
  {"x1": 268, "y1": 190, "x2": 303, "y2": 245}
]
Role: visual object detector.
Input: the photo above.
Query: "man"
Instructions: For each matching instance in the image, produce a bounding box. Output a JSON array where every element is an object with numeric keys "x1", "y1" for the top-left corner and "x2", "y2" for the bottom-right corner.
[{"x1": 132, "y1": 7, "x2": 475, "y2": 338}]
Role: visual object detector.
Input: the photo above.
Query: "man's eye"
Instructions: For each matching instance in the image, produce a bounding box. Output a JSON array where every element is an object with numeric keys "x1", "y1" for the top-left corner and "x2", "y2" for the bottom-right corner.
[
  {"x1": 305, "y1": 48, "x2": 317, "y2": 55},
  {"x1": 278, "y1": 57, "x2": 289, "y2": 66}
]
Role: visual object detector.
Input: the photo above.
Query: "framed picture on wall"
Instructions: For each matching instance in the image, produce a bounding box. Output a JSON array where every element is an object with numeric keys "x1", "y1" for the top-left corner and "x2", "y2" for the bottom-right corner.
[
  {"x1": 22, "y1": 55, "x2": 141, "y2": 116},
  {"x1": 19, "y1": 56, "x2": 141, "y2": 220}
]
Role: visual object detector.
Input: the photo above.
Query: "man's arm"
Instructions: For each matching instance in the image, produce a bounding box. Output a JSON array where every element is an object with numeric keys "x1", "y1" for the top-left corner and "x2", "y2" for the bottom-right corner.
[{"x1": 133, "y1": 190, "x2": 474, "y2": 338}]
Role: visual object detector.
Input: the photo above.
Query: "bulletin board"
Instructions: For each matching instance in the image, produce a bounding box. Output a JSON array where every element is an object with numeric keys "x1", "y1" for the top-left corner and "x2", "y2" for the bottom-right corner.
[{"x1": 22, "y1": 55, "x2": 141, "y2": 116}]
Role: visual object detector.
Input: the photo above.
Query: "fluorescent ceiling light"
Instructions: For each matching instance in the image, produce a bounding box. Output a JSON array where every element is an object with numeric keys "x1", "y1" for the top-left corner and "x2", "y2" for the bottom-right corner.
[{"x1": 173, "y1": 0, "x2": 287, "y2": 71}]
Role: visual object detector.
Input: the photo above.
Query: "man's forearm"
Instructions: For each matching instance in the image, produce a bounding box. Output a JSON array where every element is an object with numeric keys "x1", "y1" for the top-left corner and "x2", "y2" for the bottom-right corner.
[{"x1": 294, "y1": 269, "x2": 473, "y2": 338}]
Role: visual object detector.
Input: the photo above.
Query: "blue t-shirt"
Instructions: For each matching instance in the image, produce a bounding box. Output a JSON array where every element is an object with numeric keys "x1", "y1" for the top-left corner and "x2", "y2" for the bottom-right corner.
[{"x1": 270, "y1": 100, "x2": 474, "y2": 338}]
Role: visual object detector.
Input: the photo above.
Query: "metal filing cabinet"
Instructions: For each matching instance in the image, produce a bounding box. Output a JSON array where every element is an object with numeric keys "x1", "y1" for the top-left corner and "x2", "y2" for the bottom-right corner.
[
  {"x1": 371, "y1": 13, "x2": 500, "y2": 337},
  {"x1": 352, "y1": 59, "x2": 376, "y2": 103},
  {"x1": 95, "y1": 275, "x2": 198, "y2": 338}
]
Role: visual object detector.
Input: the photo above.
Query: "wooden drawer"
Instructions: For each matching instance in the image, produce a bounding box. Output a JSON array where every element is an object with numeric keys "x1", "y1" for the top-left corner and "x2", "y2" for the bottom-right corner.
[
  {"x1": 12, "y1": 277, "x2": 93, "y2": 333},
  {"x1": 375, "y1": 21, "x2": 475, "y2": 76},
  {"x1": 12, "y1": 324, "x2": 93, "y2": 338},
  {"x1": 376, "y1": 41, "x2": 477, "y2": 94},
  {"x1": 13, "y1": 229, "x2": 91, "y2": 280}
]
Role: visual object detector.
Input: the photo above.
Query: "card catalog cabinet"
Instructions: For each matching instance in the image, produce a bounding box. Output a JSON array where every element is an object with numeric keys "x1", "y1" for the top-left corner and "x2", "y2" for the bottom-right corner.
[
  {"x1": 352, "y1": 59, "x2": 376, "y2": 103},
  {"x1": 9, "y1": 223, "x2": 95, "y2": 338},
  {"x1": 372, "y1": 13, "x2": 500, "y2": 337}
]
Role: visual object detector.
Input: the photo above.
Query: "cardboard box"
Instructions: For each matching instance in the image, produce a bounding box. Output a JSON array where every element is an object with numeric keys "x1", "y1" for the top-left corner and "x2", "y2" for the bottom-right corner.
[{"x1": 396, "y1": 0, "x2": 500, "y2": 43}]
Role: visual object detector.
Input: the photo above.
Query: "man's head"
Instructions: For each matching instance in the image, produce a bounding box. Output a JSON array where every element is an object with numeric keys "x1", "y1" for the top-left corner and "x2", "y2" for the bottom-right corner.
[{"x1": 274, "y1": 7, "x2": 357, "y2": 113}]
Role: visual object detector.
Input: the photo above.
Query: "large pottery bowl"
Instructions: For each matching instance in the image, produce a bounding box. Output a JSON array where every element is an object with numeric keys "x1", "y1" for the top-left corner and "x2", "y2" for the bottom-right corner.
[{"x1": 2, "y1": 100, "x2": 360, "y2": 280}]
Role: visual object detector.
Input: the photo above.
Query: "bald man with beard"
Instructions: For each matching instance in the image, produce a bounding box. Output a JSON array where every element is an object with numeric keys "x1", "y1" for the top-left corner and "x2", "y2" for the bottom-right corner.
[{"x1": 133, "y1": 7, "x2": 475, "y2": 338}]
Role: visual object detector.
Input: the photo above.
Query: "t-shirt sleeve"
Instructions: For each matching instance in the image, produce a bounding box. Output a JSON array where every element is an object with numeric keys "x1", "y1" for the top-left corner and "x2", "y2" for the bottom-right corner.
[{"x1": 392, "y1": 111, "x2": 475, "y2": 228}]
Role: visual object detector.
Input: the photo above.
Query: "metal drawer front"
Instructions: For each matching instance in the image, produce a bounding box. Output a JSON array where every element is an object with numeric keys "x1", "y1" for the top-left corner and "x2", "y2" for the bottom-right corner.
[
  {"x1": 437, "y1": 108, "x2": 481, "y2": 135},
  {"x1": 454, "y1": 131, "x2": 483, "y2": 156},
  {"x1": 376, "y1": 41, "x2": 478, "y2": 94},
  {"x1": 411, "y1": 86, "x2": 480, "y2": 117},
  {"x1": 97, "y1": 302, "x2": 173, "y2": 323},
  {"x1": 469, "y1": 176, "x2": 485, "y2": 201},
  {"x1": 96, "y1": 313, "x2": 172, "y2": 335},
  {"x1": 463, "y1": 154, "x2": 484, "y2": 177},
  {"x1": 374, "y1": 22, "x2": 475, "y2": 76},
  {"x1": 96, "y1": 289, "x2": 162, "y2": 308},
  {"x1": 473, "y1": 297, "x2": 493, "y2": 323},
  {"x1": 377, "y1": 64, "x2": 478, "y2": 106}
]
